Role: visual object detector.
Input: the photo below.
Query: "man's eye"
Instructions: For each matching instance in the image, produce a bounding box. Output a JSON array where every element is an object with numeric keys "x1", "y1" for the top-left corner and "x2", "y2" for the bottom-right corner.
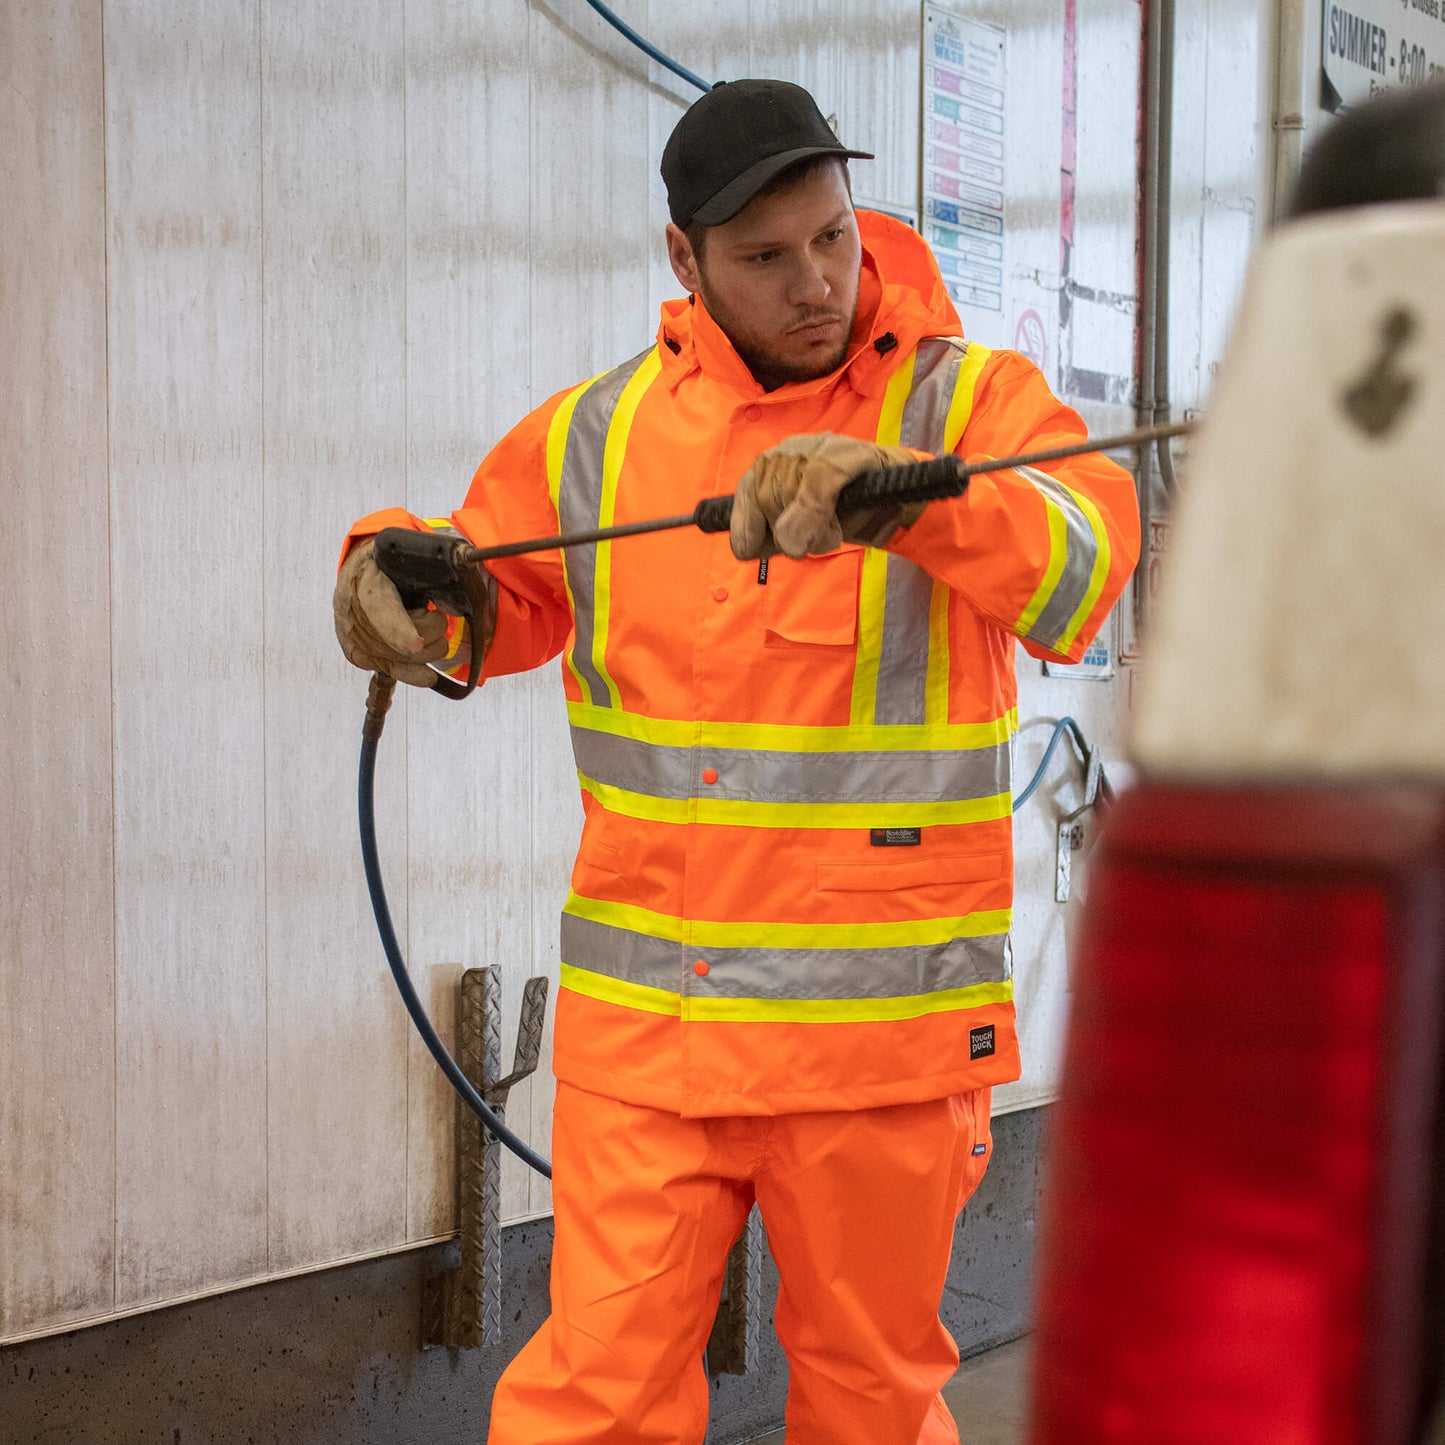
[
  {"x1": 749, "y1": 251, "x2": 780, "y2": 265},
  {"x1": 820, "y1": 228, "x2": 846, "y2": 244}
]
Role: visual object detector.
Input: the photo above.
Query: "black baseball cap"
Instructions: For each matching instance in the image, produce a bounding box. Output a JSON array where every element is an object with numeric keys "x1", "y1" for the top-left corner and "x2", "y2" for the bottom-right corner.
[{"x1": 662, "y1": 79, "x2": 873, "y2": 230}]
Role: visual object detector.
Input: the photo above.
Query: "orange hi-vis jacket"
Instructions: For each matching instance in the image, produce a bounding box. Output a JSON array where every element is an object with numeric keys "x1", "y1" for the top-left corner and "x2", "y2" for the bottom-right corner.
[{"x1": 346, "y1": 210, "x2": 1140, "y2": 1118}]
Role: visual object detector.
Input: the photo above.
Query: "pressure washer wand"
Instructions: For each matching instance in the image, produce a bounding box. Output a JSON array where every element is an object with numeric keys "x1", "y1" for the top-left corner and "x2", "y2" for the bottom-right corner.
[{"x1": 429, "y1": 420, "x2": 1192, "y2": 565}]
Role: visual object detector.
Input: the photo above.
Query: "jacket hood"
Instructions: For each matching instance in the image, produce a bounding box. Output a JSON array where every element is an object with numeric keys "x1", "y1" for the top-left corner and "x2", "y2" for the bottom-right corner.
[{"x1": 656, "y1": 209, "x2": 964, "y2": 398}]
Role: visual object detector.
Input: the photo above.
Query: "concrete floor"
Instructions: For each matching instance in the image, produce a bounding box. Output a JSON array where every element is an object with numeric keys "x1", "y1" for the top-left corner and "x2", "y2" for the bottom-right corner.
[{"x1": 747, "y1": 1334, "x2": 1030, "y2": 1444}]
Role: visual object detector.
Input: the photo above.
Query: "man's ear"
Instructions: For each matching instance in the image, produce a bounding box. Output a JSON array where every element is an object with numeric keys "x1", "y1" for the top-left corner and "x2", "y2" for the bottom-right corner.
[{"x1": 666, "y1": 222, "x2": 702, "y2": 294}]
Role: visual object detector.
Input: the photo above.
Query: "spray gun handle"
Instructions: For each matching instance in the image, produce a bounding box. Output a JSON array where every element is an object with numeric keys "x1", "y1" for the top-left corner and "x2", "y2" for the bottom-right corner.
[
  {"x1": 371, "y1": 527, "x2": 485, "y2": 701},
  {"x1": 373, "y1": 528, "x2": 476, "y2": 614},
  {"x1": 691, "y1": 454, "x2": 969, "y2": 534}
]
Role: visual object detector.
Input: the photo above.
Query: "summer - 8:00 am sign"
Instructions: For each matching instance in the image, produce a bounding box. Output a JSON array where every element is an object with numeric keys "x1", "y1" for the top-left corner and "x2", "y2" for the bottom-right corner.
[{"x1": 1322, "y1": 0, "x2": 1444, "y2": 111}]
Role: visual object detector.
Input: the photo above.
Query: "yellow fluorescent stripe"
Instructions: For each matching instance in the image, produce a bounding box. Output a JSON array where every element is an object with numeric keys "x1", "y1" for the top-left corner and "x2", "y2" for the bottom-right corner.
[
  {"x1": 547, "y1": 375, "x2": 604, "y2": 702},
  {"x1": 924, "y1": 579, "x2": 951, "y2": 725},
  {"x1": 1015, "y1": 497, "x2": 1069, "y2": 639},
  {"x1": 1056, "y1": 486, "x2": 1114, "y2": 655},
  {"x1": 568, "y1": 701, "x2": 1018, "y2": 754},
  {"x1": 577, "y1": 774, "x2": 1013, "y2": 830},
  {"x1": 944, "y1": 343, "x2": 992, "y2": 453},
  {"x1": 564, "y1": 890, "x2": 1013, "y2": 949},
  {"x1": 559, "y1": 962, "x2": 1014, "y2": 1024},
  {"x1": 560, "y1": 962, "x2": 681, "y2": 1016},
  {"x1": 850, "y1": 549, "x2": 889, "y2": 726},
  {"x1": 876, "y1": 348, "x2": 916, "y2": 448},
  {"x1": 686, "y1": 979, "x2": 1013, "y2": 1023},
  {"x1": 593, "y1": 348, "x2": 664, "y2": 710}
]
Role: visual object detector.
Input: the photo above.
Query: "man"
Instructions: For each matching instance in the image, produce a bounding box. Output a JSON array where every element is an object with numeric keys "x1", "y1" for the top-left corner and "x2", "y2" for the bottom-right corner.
[{"x1": 335, "y1": 79, "x2": 1138, "y2": 1445}]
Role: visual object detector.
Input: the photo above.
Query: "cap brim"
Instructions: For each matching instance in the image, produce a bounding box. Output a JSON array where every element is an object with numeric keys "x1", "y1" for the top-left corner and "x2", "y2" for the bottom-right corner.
[{"x1": 690, "y1": 144, "x2": 874, "y2": 227}]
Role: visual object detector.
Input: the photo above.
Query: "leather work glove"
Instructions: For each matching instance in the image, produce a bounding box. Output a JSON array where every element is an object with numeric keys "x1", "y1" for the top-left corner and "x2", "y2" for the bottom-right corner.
[
  {"x1": 333, "y1": 539, "x2": 452, "y2": 688},
  {"x1": 730, "y1": 433, "x2": 926, "y2": 561}
]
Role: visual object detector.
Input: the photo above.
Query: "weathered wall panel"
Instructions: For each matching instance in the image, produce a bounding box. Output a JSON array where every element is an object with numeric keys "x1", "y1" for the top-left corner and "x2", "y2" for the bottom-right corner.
[
  {"x1": 105, "y1": 0, "x2": 270, "y2": 1309},
  {"x1": 2, "y1": 0, "x2": 1273, "y2": 1342},
  {"x1": 402, "y1": 0, "x2": 538, "y2": 1237},
  {"x1": 261, "y1": 0, "x2": 412, "y2": 1271},
  {"x1": 0, "y1": 0, "x2": 116, "y2": 1340},
  {"x1": 834, "y1": 0, "x2": 924, "y2": 213}
]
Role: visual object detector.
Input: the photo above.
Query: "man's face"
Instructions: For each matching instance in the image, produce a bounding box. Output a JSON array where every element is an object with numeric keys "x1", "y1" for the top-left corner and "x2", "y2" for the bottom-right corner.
[{"x1": 666, "y1": 162, "x2": 863, "y2": 392}]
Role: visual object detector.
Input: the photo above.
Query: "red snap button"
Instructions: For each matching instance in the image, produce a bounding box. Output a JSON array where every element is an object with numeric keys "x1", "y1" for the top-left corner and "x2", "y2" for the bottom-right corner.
[
  {"x1": 744, "y1": 404, "x2": 762, "y2": 422},
  {"x1": 712, "y1": 586, "x2": 729, "y2": 603},
  {"x1": 702, "y1": 767, "x2": 719, "y2": 785},
  {"x1": 693, "y1": 960, "x2": 710, "y2": 977}
]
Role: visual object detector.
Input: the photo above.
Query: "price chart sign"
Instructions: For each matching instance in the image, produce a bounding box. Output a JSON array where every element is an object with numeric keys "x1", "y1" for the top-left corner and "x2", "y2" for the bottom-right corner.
[
  {"x1": 923, "y1": 7, "x2": 1007, "y2": 332},
  {"x1": 1322, "y1": 0, "x2": 1444, "y2": 111}
]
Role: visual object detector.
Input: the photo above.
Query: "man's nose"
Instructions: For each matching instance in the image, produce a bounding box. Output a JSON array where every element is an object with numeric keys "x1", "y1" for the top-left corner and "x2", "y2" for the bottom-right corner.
[{"x1": 788, "y1": 253, "x2": 831, "y2": 307}]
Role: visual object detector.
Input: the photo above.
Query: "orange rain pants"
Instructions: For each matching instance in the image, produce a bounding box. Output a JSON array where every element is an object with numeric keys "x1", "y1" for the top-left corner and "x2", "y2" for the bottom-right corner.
[{"x1": 488, "y1": 1082, "x2": 994, "y2": 1445}]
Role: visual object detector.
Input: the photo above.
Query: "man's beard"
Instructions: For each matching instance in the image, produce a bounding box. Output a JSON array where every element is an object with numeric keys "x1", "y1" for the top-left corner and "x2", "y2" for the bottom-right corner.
[{"x1": 698, "y1": 280, "x2": 855, "y2": 392}]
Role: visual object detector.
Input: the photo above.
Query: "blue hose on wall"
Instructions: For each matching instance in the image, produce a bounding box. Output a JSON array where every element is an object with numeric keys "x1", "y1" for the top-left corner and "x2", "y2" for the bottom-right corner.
[
  {"x1": 359, "y1": 682, "x2": 553, "y2": 1179},
  {"x1": 581, "y1": 0, "x2": 713, "y2": 94}
]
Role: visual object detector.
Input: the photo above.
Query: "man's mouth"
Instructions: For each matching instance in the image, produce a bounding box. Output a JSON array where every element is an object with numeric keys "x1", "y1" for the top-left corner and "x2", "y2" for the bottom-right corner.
[{"x1": 786, "y1": 314, "x2": 846, "y2": 339}]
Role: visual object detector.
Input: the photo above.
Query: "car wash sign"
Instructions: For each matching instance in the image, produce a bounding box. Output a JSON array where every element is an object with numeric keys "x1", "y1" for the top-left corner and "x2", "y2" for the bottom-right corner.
[{"x1": 1322, "y1": 0, "x2": 1444, "y2": 111}]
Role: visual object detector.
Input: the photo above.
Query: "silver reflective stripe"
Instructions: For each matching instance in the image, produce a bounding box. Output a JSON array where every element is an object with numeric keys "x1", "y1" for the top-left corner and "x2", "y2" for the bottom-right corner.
[
  {"x1": 561, "y1": 913, "x2": 1010, "y2": 1000},
  {"x1": 898, "y1": 337, "x2": 966, "y2": 455},
  {"x1": 570, "y1": 725, "x2": 1009, "y2": 805},
  {"x1": 557, "y1": 349, "x2": 653, "y2": 708},
  {"x1": 871, "y1": 337, "x2": 968, "y2": 726},
  {"x1": 872, "y1": 562, "x2": 932, "y2": 725},
  {"x1": 1015, "y1": 464, "x2": 1099, "y2": 650}
]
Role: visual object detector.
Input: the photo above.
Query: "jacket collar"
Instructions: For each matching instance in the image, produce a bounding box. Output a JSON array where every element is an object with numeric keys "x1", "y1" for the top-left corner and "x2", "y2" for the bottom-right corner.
[{"x1": 656, "y1": 209, "x2": 964, "y2": 401}]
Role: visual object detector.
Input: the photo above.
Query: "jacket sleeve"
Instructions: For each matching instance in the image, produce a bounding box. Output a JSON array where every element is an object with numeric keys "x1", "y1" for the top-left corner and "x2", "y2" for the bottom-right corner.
[
  {"x1": 338, "y1": 394, "x2": 574, "y2": 682},
  {"x1": 886, "y1": 349, "x2": 1141, "y2": 664}
]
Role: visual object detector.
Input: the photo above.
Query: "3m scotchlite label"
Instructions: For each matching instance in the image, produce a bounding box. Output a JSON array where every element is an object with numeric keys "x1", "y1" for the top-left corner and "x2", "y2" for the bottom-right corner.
[
  {"x1": 569, "y1": 725, "x2": 1010, "y2": 806},
  {"x1": 555, "y1": 348, "x2": 658, "y2": 707},
  {"x1": 1012, "y1": 465, "x2": 1111, "y2": 652}
]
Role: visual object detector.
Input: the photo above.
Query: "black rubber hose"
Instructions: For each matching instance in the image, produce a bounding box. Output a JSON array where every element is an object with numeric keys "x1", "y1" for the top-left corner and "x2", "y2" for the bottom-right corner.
[
  {"x1": 1013, "y1": 716, "x2": 1098, "y2": 813},
  {"x1": 359, "y1": 723, "x2": 553, "y2": 1179},
  {"x1": 581, "y1": 0, "x2": 712, "y2": 93}
]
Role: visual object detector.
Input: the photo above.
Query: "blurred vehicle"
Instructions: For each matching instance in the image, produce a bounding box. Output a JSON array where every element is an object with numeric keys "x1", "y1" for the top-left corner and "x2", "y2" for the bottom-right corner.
[{"x1": 1028, "y1": 83, "x2": 1445, "y2": 1445}]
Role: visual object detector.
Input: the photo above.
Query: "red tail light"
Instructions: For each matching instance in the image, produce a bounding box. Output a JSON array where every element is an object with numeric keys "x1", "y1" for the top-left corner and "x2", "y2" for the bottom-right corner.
[{"x1": 1030, "y1": 784, "x2": 1445, "y2": 1445}]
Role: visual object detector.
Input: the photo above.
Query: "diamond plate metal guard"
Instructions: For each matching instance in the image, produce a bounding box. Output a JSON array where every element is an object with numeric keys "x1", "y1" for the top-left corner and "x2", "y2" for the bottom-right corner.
[
  {"x1": 423, "y1": 967, "x2": 549, "y2": 1350},
  {"x1": 707, "y1": 1206, "x2": 764, "y2": 1375}
]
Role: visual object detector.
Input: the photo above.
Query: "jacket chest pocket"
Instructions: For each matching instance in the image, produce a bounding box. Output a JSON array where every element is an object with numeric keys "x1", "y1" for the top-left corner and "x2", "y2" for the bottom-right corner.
[{"x1": 763, "y1": 548, "x2": 863, "y2": 648}]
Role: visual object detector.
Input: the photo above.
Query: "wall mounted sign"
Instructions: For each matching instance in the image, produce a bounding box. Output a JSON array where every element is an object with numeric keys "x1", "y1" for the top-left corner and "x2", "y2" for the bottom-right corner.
[
  {"x1": 1321, "y1": 0, "x2": 1444, "y2": 112},
  {"x1": 923, "y1": 7, "x2": 1008, "y2": 335}
]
